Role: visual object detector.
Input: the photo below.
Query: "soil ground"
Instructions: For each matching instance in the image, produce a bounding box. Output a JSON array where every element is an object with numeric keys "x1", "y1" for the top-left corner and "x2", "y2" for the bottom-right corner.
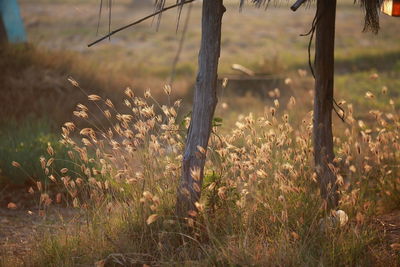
[{"x1": 0, "y1": 188, "x2": 83, "y2": 263}]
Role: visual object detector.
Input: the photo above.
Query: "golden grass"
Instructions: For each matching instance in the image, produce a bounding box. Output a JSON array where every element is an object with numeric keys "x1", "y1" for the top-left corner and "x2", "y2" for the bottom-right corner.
[{"x1": 8, "y1": 77, "x2": 398, "y2": 266}]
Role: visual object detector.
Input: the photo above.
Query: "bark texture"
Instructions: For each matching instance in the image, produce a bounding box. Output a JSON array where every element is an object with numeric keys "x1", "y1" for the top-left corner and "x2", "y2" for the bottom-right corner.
[
  {"x1": 176, "y1": 0, "x2": 225, "y2": 218},
  {"x1": 314, "y1": 0, "x2": 339, "y2": 209}
]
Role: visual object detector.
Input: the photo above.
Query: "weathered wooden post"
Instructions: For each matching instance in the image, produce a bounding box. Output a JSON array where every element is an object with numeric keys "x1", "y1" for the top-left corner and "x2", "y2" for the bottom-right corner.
[
  {"x1": 313, "y1": 0, "x2": 338, "y2": 209},
  {"x1": 176, "y1": 0, "x2": 225, "y2": 218}
]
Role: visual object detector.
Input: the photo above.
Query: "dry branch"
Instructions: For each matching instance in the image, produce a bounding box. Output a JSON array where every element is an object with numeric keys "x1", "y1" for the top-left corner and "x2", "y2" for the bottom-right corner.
[{"x1": 88, "y1": 0, "x2": 196, "y2": 47}]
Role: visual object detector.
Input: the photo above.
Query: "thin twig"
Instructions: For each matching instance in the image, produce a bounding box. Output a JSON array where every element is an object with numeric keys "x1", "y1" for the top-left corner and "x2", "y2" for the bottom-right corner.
[
  {"x1": 88, "y1": 0, "x2": 196, "y2": 47},
  {"x1": 96, "y1": 0, "x2": 103, "y2": 36},
  {"x1": 108, "y1": 0, "x2": 112, "y2": 40}
]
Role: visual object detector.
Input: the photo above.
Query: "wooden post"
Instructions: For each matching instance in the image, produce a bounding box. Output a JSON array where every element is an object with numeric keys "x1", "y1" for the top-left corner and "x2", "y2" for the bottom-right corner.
[
  {"x1": 176, "y1": 0, "x2": 225, "y2": 218},
  {"x1": 314, "y1": 0, "x2": 338, "y2": 209}
]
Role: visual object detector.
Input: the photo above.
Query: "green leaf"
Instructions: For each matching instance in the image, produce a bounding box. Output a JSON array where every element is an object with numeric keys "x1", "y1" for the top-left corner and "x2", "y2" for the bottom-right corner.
[{"x1": 212, "y1": 117, "x2": 223, "y2": 127}]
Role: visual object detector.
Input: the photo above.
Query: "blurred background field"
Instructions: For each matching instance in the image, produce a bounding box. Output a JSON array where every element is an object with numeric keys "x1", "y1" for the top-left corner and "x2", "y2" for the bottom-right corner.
[
  {"x1": 0, "y1": 0, "x2": 399, "y2": 265},
  {"x1": 1, "y1": 0, "x2": 398, "y2": 186},
  {"x1": 4, "y1": 0, "x2": 399, "y2": 115}
]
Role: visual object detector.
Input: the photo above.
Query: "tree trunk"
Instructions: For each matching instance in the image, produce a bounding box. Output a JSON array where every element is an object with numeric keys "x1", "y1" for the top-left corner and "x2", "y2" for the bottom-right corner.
[
  {"x1": 176, "y1": 0, "x2": 225, "y2": 218},
  {"x1": 314, "y1": 0, "x2": 338, "y2": 209}
]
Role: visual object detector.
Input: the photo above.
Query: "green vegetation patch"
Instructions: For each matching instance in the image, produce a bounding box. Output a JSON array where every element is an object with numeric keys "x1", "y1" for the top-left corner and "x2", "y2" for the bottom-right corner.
[{"x1": 0, "y1": 118, "x2": 70, "y2": 185}]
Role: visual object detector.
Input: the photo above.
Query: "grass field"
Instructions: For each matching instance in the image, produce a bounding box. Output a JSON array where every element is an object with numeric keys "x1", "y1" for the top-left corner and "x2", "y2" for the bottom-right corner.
[
  {"x1": 0, "y1": 0, "x2": 399, "y2": 266},
  {"x1": 19, "y1": 0, "x2": 400, "y2": 95},
  {"x1": 15, "y1": 0, "x2": 400, "y2": 122}
]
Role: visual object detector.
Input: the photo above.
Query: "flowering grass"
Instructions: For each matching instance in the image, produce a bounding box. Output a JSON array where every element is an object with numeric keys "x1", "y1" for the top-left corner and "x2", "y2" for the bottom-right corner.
[{"x1": 7, "y1": 77, "x2": 397, "y2": 266}]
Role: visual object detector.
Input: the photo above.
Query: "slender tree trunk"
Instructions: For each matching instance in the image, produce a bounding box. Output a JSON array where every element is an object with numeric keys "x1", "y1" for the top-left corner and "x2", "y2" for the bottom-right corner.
[
  {"x1": 314, "y1": 0, "x2": 338, "y2": 209},
  {"x1": 176, "y1": 0, "x2": 225, "y2": 218}
]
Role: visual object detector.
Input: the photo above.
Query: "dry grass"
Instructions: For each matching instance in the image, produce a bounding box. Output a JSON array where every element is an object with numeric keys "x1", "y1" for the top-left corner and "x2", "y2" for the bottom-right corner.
[
  {"x1": 19, "y1": 0, "x2": 400, "y2": 95},
  {"x1": 12, "y1": 0, "x2": 399, "y2": 127},
  {"x1": 0, "y1": 44, "x2": 129, "y2": 124},
  {"x1": 5, "y1": 77, "x2": 398, "y2": 266}
]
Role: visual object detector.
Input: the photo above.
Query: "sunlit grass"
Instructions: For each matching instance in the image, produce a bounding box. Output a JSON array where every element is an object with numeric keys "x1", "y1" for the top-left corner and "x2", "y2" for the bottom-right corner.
[{"x1": 10, "y1": 78, "x2": 397, "y2": 266}]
